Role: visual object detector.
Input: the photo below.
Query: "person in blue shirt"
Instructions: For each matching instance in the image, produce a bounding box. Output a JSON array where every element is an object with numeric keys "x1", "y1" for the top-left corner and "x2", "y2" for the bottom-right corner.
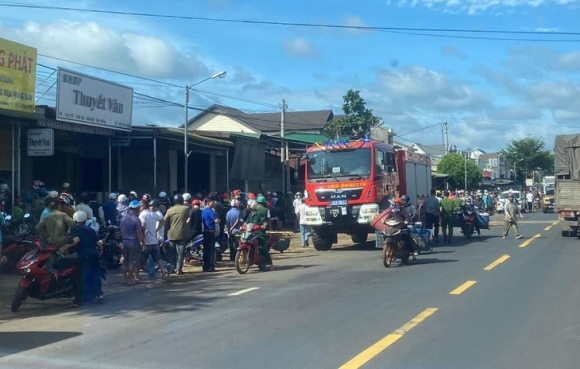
[
  {"x1": 225, "y1": 199, "x2": 243, "y2": 261},
  {"x1": 102, "y1": 193, "x2": 118, "y2": 225},
  {"x1": 201, "y1": 199, "x2": 218, "y2": 272}
]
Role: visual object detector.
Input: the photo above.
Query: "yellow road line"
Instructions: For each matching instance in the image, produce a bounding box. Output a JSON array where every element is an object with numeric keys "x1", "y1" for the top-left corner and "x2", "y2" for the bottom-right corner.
[
  {"x1": 519, "y1": 233, "x2": 541, "y2": 248},
  {"x1": 449, "y1": 280, "x2": 477, "y2": 295},
  {"x1": 544, "y1": 226, "x2": 552, "y2": 231},
  {"x1": 484, "y1": 254, "x2": 510, "y2": 271},
  {"x1": 338, "y1": 308, "x2": 438, "y2": 369}
]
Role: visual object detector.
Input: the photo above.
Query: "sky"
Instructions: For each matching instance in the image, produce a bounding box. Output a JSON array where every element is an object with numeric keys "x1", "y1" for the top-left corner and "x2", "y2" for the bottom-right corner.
[{"x1": 1, "y1": 0, "x2": 580, "y2": 152}]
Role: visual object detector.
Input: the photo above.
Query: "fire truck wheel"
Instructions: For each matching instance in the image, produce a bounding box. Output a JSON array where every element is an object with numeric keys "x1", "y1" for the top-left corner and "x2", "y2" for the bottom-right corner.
[
  {"x1": 312, "y1": 228, "x2": 333, "y2": 251},
  {"x1": 351, "y1": 233, "x2": 368, "y2": 244}
]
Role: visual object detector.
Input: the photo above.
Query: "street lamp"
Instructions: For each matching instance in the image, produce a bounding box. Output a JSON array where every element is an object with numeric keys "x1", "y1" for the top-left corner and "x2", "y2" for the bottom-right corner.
[
  {"x1": 184, "y1": 71, "x2": 227, "y2": 192},
  {"x1": 464, "y1": 147, "x2": 471, "y2": 191}
]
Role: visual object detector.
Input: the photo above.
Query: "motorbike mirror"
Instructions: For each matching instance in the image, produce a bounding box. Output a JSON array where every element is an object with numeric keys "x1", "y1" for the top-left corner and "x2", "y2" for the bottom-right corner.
[
  {"x1": 5, "y1": 215, "x2": 11, "y2": 221},
  {"x1": 24, "y1": 213, "x2": 30, "y2": 219}
]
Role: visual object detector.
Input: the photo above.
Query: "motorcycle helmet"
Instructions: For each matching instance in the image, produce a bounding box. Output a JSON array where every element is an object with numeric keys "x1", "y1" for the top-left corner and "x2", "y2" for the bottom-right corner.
[
  {"x1": 62, "y1": 182, "x2": 70, "y2": 189},
  {"x1": 159, "y1": 191, "x2": 167, "y2": 198},
  {"x1": 257, "y1": 195, "x2": 266, "y2": 204},
  {"x1": 73, "y1": 210, "x2": 88, "y2": 223},
  {"x1": 295, "y1": 192, "x2": 303, "y2": 198},
  {"x1": 173, "y1": 194, "x2": 184, "y2": 205},
  {"x1": 393, "y1": 197, "x2": 402, "y2": 205},
  {"x1": 109, "y1": 193, "x2": 118, "y2": 200},
  {"x1": 183, "y1": 193, "x2": 192, "y2": 202},
  {"x1": 38, "y1": 188, "x2": 48, "y2": 197},
  {"x1": 59, "y1": 193, "x2": 73, "y2": 206},
  {"x1": 117, "y1": 194, "x2": 128, "y2": 204},
  {"x1": 128, "y1": 200, "x2": 141, "y2": 209},
  {"x1": 31, "y1": 180, "x2": 45, "y2": 190},
  {"x1": 148, "y1": 199, "x2": 160, "y2": 207},
  {"x1": 400, "y1": 195, "x2": 410, "y2": 203},
  {"x1": 248, "y1": 199, "x2": 258, "y2": 210},
  {"x1": 0, "y1": 183, "x2": 8, "y2": 192},
  {"x1": 48, "y1": 190, "x2": 59, "y2": 198},
  {"x1": 191, "y1": 199, "x2": 201, "y2": 206},
  {"x1": 248, "y1": 192, "x2": 256, "y2": 200},
  {"x1": 129, "y1": 191, "x2": 138, "y2": 198}
]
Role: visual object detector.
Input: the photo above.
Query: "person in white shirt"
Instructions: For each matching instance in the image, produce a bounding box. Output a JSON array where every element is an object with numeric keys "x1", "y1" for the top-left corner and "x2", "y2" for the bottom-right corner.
[
  {"x1": 139, "y1": 199, "x2": 167, "y2": 280},
  {"x1": 295, "y1": 198, "x2": 311, "y2": 247},
  {"x1": 526, "y1": 191, "x2": 534, "y2": 212}
]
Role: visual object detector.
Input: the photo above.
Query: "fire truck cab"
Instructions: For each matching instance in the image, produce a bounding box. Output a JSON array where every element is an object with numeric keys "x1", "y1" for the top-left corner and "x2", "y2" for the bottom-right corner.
[{"x1": 301, "y1": 138, "x2": 398, "y2": 250}]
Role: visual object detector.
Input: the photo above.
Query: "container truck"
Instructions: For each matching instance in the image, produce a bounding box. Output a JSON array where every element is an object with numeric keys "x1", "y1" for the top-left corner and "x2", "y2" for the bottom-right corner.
[{"x1": 554, "y1": 134, "x2": 580, "y2": 237}]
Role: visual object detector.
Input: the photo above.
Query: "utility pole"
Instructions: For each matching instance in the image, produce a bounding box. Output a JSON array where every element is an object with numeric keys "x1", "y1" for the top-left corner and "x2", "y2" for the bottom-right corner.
[
  {"x1": 184, "y1": 86, "x2": 190, "y2": 193},
  {"x1": 443, "y1": 122, "x2": 449, "y2": 190},
  {"x1": 280, "y1": 99, "x2": 287, "y2": 194}
]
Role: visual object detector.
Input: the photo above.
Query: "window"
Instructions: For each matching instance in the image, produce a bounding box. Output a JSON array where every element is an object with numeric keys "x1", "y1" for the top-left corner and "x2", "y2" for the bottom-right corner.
[
  {"x1": 375, "y1": 150, "x2": 385, "y2": 174},
  {"x1": 307, "y1": 148, "x2": 372, "y2": 179},
  {"x1": 385, "y1": 151, "x2": 396, "y2": 172}
]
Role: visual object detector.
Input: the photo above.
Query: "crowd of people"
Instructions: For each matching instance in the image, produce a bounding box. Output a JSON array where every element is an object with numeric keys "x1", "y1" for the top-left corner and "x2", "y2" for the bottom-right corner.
[{"x1": 1, "y1": 179, "x2": 310, "y2": 307}]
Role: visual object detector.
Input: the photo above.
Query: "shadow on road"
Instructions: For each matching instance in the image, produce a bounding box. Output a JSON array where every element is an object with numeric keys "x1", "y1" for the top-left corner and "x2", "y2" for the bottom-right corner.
[
  {"x1": 0, "y1": 331, "x2": 82, "y2": 358},
  {"x1": 273, "y1": 264, "x2": 319, "y2": 271},
  {"x1": 417, "y1": 258, "x2": 459, "y2": 265}
]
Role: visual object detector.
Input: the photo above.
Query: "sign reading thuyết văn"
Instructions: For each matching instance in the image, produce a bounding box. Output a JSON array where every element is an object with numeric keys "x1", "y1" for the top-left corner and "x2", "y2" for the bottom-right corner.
[{"x1": 0, "y1": 38, "x2": 37, "y2": 113}]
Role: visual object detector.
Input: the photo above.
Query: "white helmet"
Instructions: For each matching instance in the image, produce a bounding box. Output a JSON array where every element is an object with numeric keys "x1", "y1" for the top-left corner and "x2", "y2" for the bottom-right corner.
[
  {"x1": 62, "y1": 182, "x2": 70, "y2": 189},
  {"x1": 129, "y1": 191, "x2": 138, "y2": 198},
  {"x1": 183, "y1": 193, "x2": 192, "y2": 201},
  {"x1": 73, "y1": 210, "x2": 88, "y2": 223},
  {"x1": 295, "y1": 192, "x2": 303, "y2": 198},
  {"x1": 248, "y1": 199, "x2": 258, "y2": 210},
  {"x1": 109, "y1": 193, "x2": 117, "y2": 200},
  {"x1": 48, "y1": 190, "x2": 59, "y2": 198},
  {"x1": 117, "y1": 194, "x2": 128, "y2": 203},
  {"x1": 159, "y1": 191, "x2": 167, "y2": 198}
]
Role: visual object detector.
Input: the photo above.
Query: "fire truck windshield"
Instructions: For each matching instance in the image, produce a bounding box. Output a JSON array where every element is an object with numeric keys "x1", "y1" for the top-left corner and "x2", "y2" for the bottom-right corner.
[{"x1": 307, "y1": 148, "x2": 372, "y2": 180}]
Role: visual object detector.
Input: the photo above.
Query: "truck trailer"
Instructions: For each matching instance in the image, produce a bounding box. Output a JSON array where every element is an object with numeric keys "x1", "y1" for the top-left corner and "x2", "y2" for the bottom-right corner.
[{"x1": 554, "y1": 134, "x2": 580, "y2": 237}]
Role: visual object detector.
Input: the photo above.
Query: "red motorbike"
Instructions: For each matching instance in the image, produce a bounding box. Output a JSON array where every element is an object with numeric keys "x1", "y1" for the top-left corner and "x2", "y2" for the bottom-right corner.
[
  {"x1": 11, "y1": 245, "x2": 79, "y2": 312},
  {"x1": 235, "y1": 223, "x2": 267, "y2": 274},
  {"x1": 0, "y1": 230, "x2": 42, "y2": 273}
]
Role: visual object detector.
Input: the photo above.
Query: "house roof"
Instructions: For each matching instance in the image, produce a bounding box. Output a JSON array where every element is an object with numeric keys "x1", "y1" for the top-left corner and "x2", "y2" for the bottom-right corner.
[
  {"x1": 246, "y1": 110, "x2": 334, "y2": 133},
  {"x1": 185, "y1": 104, "x2": 336, "y2": 134}
]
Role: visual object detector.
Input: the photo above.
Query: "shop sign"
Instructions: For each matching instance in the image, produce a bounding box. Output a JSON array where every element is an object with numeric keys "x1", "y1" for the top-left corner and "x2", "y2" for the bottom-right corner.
[
  {"x1": 0, "y1": 37, "x2": 37, "y2": 113},
  {"x1": 56, "y1": 67, "x2": 133, "y2": 132},
  {"x1": 27, "y1": 128, "x2": 54, "y2": 156}
]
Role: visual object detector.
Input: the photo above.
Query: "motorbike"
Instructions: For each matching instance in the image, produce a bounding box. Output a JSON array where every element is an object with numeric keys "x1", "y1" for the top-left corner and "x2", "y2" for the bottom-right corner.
[
  {"x1": 410, "y1": 221, "x2": 433, "y2": 254},
  {"x1": 3, "y1": 213, "x2": 32, "y2": 237},
  {"x1": 99, "y1": 225, "x2": 123, "y2": 269},
  {"x1": 0, "y1": 229, "x2": 42, "y2": 273},
  {"x1": 235, "y1": 223, "x2": 267, "y2": 274},
  {"x1": 184, "y1": 230, "x2": 221, "y2": 265},
  {"x1": 382, "y1": 218, "x2": 416, "y2": 268},
  {"x1": 462, "y1": 206, "x2": 476, "y2": 239},
  {"x1": 267, "y1": 217, "x2": 291, "y2": 253},
  {"x1": 11, "y1": 245, "x2": 79, "y2": 312}
]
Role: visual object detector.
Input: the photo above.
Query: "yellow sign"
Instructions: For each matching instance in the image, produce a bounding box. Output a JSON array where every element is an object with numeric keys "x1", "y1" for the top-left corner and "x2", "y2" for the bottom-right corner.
[{"x1": 0, "y1": 38, "x2": 37, "y2": 113}]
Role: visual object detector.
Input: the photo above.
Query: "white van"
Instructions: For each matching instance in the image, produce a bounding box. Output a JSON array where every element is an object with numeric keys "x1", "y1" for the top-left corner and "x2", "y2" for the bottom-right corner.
[{"x1": 496, "y1": 190, "x2": 525, "y2": 213}]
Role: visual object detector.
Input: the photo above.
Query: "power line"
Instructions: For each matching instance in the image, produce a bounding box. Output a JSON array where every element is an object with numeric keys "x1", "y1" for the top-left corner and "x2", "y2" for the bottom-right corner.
[{"x1": 2, "y1": 3, "x2": 580, "y2": 42}]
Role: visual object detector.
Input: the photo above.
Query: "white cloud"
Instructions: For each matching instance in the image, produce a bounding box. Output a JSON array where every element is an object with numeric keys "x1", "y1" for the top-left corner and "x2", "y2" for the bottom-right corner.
[
  {"x1": 281, "y1": 38, "x2": 319, "y2": 59},
  {"x1": 0, "y1": 20, "x2": 210, "y2": 80},
  {"x1": 395, "y1": 0, "x2": 580, "y2": 14}
]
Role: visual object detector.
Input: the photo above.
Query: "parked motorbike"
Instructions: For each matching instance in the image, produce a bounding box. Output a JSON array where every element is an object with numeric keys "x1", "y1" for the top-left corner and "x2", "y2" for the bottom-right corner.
[
  {"x1": 11, "y1": 245, "x2": 79, "y2": 312},
  {"x1": 409, "y1": 221, "x2": 433, "y2": 254},
  {"x1": 99, "y1": 225, "x2": 123, "y2": 269},
  {"x1": 235, "y1": 223, "x2": 267, "y2": 274},
  {"x1": 184, "y1": 233, "x2": 220, "y2": 265},
  {"x1": 382, "y1": 218, "x2": 415, "y2": 268},
  {"x1": 462, "y1": 206, "x2": 476, "y2": 239},
  {"x1": 3, "y1": 213, "x2": 32, "y2": 237},
  {"x1": 0, "y1": 230, "x2": 42, "y2": 273}
]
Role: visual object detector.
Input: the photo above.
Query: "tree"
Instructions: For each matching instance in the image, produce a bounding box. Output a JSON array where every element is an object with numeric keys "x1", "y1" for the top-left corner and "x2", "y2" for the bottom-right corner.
[
  {"x1": 437, "y1": 153, "x2": 482, "y2": 190},
  {"x1": 324, "y1": 89, "x2": 381, "y2": 139},
  {"x1": 501, "y1": 137, "x2": 554, "y2": 181}
]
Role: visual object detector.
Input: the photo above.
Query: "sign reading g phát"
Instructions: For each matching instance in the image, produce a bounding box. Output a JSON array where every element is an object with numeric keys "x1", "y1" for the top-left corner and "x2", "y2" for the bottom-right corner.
[
  {"x1": 0, "y1": 38, "x2": 37, "y2": 113},
  {"x1": 56, "y1": 67, "x2": 133, "y2": 132}
]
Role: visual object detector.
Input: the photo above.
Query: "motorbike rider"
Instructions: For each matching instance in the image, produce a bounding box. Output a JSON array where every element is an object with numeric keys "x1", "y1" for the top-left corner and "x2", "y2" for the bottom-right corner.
[
  {"x1": 462, "y1": 197, "x2": 481, "y2": 238},
  {"x1": 36, "y1": 197, "x2": 75, "y2": 248},
  {"x1": 401, "y1": 195, "x2": 416, "y2": 222},
  {"x1": 225, "y1": 198, "x2": 243, "y2": 261},
  {"x1": 473, "y1": 194, "x2": 485, "y2": 211},
  {"x1": 385, "y1": 197, "x2": 417, "y2": 256},
  {"x1": 245, "y1": 199, "x2": 274, "y2": 271},
  {"x1": 59, "y1": 210, "x2": 104, "y2": 307}
]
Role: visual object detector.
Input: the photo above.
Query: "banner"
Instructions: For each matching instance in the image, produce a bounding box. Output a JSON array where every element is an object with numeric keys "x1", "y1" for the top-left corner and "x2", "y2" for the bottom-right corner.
[
  {"x1": 56, "y1": 68, "x2": 133, "y2": 131},
  {"x1": 0, "y1": 38, "x2": 37, "y2": 113}
]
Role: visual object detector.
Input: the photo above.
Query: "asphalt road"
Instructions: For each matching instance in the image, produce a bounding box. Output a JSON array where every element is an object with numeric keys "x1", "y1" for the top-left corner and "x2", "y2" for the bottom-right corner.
[{"x1": 1, "y1": 211, "x2": 579, "y2": 369}]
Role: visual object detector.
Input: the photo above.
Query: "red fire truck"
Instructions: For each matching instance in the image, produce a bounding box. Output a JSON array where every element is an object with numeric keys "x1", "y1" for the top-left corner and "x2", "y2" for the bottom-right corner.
[{"x1": 301, "y1": 138, "x2": 431, "y2": 250}]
